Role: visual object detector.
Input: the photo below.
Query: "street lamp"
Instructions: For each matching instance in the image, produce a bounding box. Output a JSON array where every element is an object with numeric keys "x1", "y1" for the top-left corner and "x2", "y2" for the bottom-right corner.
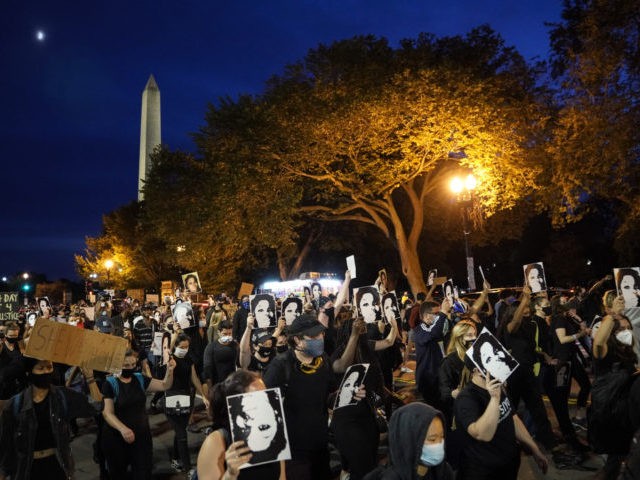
[
  {"x1": 104, "y1": 259, "x2": 114, "y2": 288},
  {"x1": 450, "y1": 174, "x2": 477, "y2": 291}
]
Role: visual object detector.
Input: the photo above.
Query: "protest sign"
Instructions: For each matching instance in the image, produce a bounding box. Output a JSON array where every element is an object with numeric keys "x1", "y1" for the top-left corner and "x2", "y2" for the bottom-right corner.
[
  {"x1": 346, "y1": 255, "x2": 357, "y2": 279},
  {"x1": 25, "y1": 318, "x2": 128, "y2": 374},
  {"x1": 238, "y1": 282, "x2": 254, "y2": 299},
  {"x1": 0, "y1": 292, "x2": 19, "y2": 322}
]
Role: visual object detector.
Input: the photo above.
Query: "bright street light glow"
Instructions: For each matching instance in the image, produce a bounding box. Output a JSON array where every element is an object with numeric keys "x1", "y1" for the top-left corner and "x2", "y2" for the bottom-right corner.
[
  {"x1": 22, "y1": 273, "x2": 29, "y2": 280},
  {"x1": 450, "y1": 177, "x2": 463, "y2": 194},
  {"x1": 104, "y1": 259, "x2": 114, "y2": 269},
  {"x1": 465, "y1": 174, "x2": 477, "y2": 190}
]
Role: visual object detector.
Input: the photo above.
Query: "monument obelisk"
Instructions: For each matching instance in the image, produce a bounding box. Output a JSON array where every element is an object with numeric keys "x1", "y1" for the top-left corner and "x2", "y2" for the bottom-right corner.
[{"x1": 138, "y1": 75, "x2": 161, "y2": 201}]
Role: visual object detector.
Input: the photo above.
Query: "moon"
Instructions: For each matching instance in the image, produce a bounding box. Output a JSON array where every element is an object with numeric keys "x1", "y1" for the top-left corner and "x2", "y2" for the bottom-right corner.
[{"x1": 36, "y1": 30, "x2": 45, "y2": 42}]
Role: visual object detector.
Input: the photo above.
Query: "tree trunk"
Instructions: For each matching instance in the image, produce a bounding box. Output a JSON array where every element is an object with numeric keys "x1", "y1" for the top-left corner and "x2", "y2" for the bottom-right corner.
[{"x1": 397, "y1": 235, "x2": 425, "y2": 296}]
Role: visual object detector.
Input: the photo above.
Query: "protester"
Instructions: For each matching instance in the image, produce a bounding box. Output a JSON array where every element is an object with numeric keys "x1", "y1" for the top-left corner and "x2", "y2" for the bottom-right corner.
[
  {"x1": 0, "y1": 322, "x2": 26, "y2": 402},
  {"x1": 196, "y1": 370, "x2": 283, "y2": 479},
  {"x1": 203, "y1": 320, "x2": 238, "y2": 389},
  {"x1": 589, "y1": 294, "x2": 640, "y2": 480},
  {"x1": 239, "y1": 315, "x2": 285, "y2": 374},
  {"x1": 364, "y1": 402, "x2": 454, "y2": 480},
  {"x1": 232, "y1": 296, "x2": 251, "y2": 343},
  {"x1": 101, "y1": 349, "x2": 176, "y2": 479},
  {"x1": 263, "y1": 312, "x2": 362, "y2": 480},
  {"x1": 454, "y1": 358, "x2": 548, "y2": 480},
  {"x1": 0, "y1": 358, "x2": 103, "y2": 480},
  {"x1": 165, "y1": 333, "x2": 209, "y2": 475}
]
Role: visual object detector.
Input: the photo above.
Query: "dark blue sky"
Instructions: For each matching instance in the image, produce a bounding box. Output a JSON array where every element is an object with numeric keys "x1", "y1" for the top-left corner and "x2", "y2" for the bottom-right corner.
[{"x1": 0, "y1": 0, "x2": 561, "y2": 281}]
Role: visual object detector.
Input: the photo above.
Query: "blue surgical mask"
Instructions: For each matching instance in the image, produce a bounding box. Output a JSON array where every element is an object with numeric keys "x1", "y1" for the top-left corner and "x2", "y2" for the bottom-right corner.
[
  {"x1": 242, "y1": 301, "x2": 250, "y2": 310},
  {"x1": 420, "y1": 442, "x2": 445, "y2": 466},
  {"x1": 303, "y1": 338, "x2": 324, "y2": 358}
]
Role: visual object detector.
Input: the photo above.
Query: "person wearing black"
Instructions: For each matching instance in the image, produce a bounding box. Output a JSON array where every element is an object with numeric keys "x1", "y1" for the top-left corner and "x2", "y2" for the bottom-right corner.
[
  {"x1": 331, "y1": 311, "x2": 398, "y2": 480},
  {"x1": 364, "y1": 403, "x2": 454, "y2": 480},
  {"x1": 263, "y1": 313, "x2": 361, "y2": 480},
  {"x1": 531, "y1": 295, "x2": 586, "y2": 457},
  {"x1": 454, "y1": 359, "x2": 548, "y2": 480},
  {"x1": 202, "y1": 320, "x2": 238, "y2": 389},
  {"x1": 499, "y1": 286, "x2": 557, "y2": 452},
  {"x1": 550, "y1": 298, "x2": 591, "y2": 427},
  {"x1": 0, "y1": 358, "x2": 103, "y2": 480},
  {"x1": 101, "y1": 350, "x2": 176, "y2": 479},
  {"x1": 133, "y1": 310, "x2": 155, "y2": 376},
  {"x1": 590, "y1": 297, "x2": 639, "y2": 480},
  {"x1": 166, "y1": 333, "x2": 209, "y2": 475},
  {"x1": 232, "y1": 295, "x2": 251, "y2": 343},
  {"x1": 0, "y1": 323, "x2": 26, "y2": 403},
  {"x1": 239, "y1": 315, "x2": 285, "y2": 375}
]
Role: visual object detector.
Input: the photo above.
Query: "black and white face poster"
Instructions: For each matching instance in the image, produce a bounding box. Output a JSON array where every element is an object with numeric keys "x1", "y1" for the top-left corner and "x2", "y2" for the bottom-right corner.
[
  {"x1": 381, "y1": 291, "x2": 401, "y2": 323},
  {"x1": 226, "y1": 387, "x2": 291, "y2": 468},
  {"x1": 353, "y1": 285, "x2": 381, "y2": 324},
  {"x1": 172, "y1": 302, "x2": 195, "y2": 329},
  {"x1": 334, "y1": 363, "x2": 369, "y2": 410},
  {"x1": 466, "y1": 327, "x2": 519, "y2": 383},
  {"x1": 614, "y1": 267, "x2": 640, "y2": 309},
  {"x1": 250, "y1": 293, "x2": 277, "y2": 329},
  {"x1": 523, "y1": 262, "x2": 547, "y2": 293},
  {"x1": 280, "y1": 297, "x2": 303, "y2": 326}
]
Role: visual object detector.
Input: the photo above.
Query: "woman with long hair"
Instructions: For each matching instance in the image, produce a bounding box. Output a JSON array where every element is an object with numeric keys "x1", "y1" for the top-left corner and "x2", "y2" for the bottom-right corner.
[{"x1": 196, "y1": 370, "x2": 283, "y2": 480}]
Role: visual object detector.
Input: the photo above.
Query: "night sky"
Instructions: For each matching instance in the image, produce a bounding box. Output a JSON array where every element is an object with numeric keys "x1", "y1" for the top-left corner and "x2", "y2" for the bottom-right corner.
[{"x1": 1, "y1": 1, "x2": 561, "y2": 281}]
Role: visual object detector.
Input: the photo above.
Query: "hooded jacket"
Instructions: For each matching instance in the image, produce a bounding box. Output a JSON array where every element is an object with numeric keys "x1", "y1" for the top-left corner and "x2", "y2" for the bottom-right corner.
[{"x1": 364, "y1": 403, "x2": 454, "y2": 480}]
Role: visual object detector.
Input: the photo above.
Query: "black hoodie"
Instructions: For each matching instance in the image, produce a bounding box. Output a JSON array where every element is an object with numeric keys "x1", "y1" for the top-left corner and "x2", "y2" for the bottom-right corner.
[{"x1": 364, "y1": 403, "x2": 454, "y2": 480}]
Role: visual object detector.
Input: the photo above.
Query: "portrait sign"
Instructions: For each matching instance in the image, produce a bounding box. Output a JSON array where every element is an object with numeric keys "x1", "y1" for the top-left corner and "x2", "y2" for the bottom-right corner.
[
  {"x1": 0, "y1": 292, "x2": 19, "y2": 322},
  {"x1": 523, "y1": 262, "x2": 547, "y2": 293},
  {"x1": 381, "y1": 291, "x2": 401, "y2": 324},
  {"x1": 466, "y1": 327, "x2": 519, "y2": 383},
  {"x1": 613, "y1": 267, "x2": 640, "y2": 309},
  {"x1": 377, "y1": 269, "x2": 388, "y2": 293},
  {"x1": 280, "y1": 297, "x2": 303, "y2": 326},
  {"x1": 427, "y1": 269, "x2": 438, "y2": 287},
  {"x1": 334, "y1": 363, "x2": 369, "y2": 410},
  {"x1": 182, "y1": 272, "x2": 202, "y2": 294},
  {"x1": 442, "y1": 280, "x2": 454, "y2": 305},
  {"x1": 37, "y1": 296, "x2": 51, "y2": 316},
  {"x1": 172, "y1": 302, "x2": 195, "y2": 329},
  {"x1": 226, "y1": 387, "x2": 291, "y2": 468},
  {"x1": 353, "y1": 285, "x2": 381, "y2": 324},
  {"x1": 250, "y1": 293, "x2": 277, "y2": 329}
]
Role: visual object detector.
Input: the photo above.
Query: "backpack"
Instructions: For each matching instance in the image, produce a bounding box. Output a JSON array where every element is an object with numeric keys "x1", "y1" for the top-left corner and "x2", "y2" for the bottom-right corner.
[
  {"x1": 12, "y1": 387, "x2": 68, "y2": 418},
  {"x1": 105, "y1": 373, "x2": 146, "y2": 402}
]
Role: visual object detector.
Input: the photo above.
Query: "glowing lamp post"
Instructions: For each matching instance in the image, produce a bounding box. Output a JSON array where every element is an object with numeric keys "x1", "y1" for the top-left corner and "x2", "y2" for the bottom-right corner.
[
  {"x1": 450, "y1": 174, "x2": 477, "y2": 291},
  {"x1": 104, "y1": 259, "x2": 114, "y2": 288}
]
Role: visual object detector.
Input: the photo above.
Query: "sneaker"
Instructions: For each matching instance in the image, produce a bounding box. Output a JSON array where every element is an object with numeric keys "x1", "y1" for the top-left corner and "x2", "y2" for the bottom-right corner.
[
  {"x1": 171, "y1": 459, "x2": 184, "y2": 472},
  {"x1": 572, "y1": 417, "x2": 587, "y2": 431},
  {"x1": 400, "y1": 366, "x2": 413, "y2": 373}
]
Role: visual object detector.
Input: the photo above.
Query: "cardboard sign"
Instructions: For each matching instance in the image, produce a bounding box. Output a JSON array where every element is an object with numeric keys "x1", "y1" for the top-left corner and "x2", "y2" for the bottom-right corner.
[
  {"x1": 433, "y1": 276, "x2": 447, "y2": 286},
  {"x1": 0, "y1": 292, "x2": 19, "y2": 322},
  {"x1": 25, "y1": 318, "x2": 128, "y2": 374},
  {"x1": 238, "y1": 282, "x2": 254, "y2": 299}
]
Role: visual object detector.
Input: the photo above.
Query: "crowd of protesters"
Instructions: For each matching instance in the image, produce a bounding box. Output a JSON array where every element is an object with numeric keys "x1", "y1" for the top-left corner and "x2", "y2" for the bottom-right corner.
[{"x1": 0, "y1": 269, "x2": 639, "y2": 480}]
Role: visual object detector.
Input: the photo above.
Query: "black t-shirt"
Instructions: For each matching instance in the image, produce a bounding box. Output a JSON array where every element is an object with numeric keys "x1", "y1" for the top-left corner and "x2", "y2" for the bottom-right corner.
[
  {"x1": 263, "y1": 351, "x2": 337, "y2": 451},
  {"x1": 504, "y1": 316, "x2": 537, "y2": 367},
  {"x1": 102, "y1": 375, "x2": 152, "y2": 433},
  {"x1": 550, "y1": 314, "x2": 579, "y2": 362},
  {"x1": 247, "y1": 355, "x2": 272, "y2": 374},
  {"x1": 532, "y1": 314, "x2": 552, "y2": 357},
  {"x1": 33, "y1": 396, "x2": 55, "y2": 451},
  {"x1": 171, "y1": 356, "x2": 193, "y2": 392},
  {"x1": 454, "y1": 382, "x2": 518, "y2": 468},
  {"x1": 203, "y1": 341, "x2": 238, "y2": 383},
  {"x1": 133, "y1": 322, "x2": 154, "y2": 351}
]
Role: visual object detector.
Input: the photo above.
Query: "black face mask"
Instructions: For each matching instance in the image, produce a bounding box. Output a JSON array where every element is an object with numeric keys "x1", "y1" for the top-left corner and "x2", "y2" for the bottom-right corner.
[
  {"x1": 257, "y1": 346, "x2": 273, "y2": 358},
  {"x1": 276, "y1": 345, "x2": 288, "y2": 354},
  {"x1": 121, "y1": 368, "x2": 135, "y2": 378},
  {"x1": 6, "y1": 337, "x2": 19, "y2": 344},
  {"x1": 542, "y1": 306, "x2": 552, "y2": 316},
  {"x1": 30, "y1": 372, "x2": 53, "y2": 389},
  {"x1": 464, "y1": 339, "x2": 476, "y2": 349}
]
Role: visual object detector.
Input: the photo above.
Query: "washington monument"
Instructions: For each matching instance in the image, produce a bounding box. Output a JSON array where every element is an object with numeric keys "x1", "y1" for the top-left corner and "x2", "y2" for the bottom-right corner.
[{"x1": 138, "y1": 75, "x2": 161, "y2": 201}]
